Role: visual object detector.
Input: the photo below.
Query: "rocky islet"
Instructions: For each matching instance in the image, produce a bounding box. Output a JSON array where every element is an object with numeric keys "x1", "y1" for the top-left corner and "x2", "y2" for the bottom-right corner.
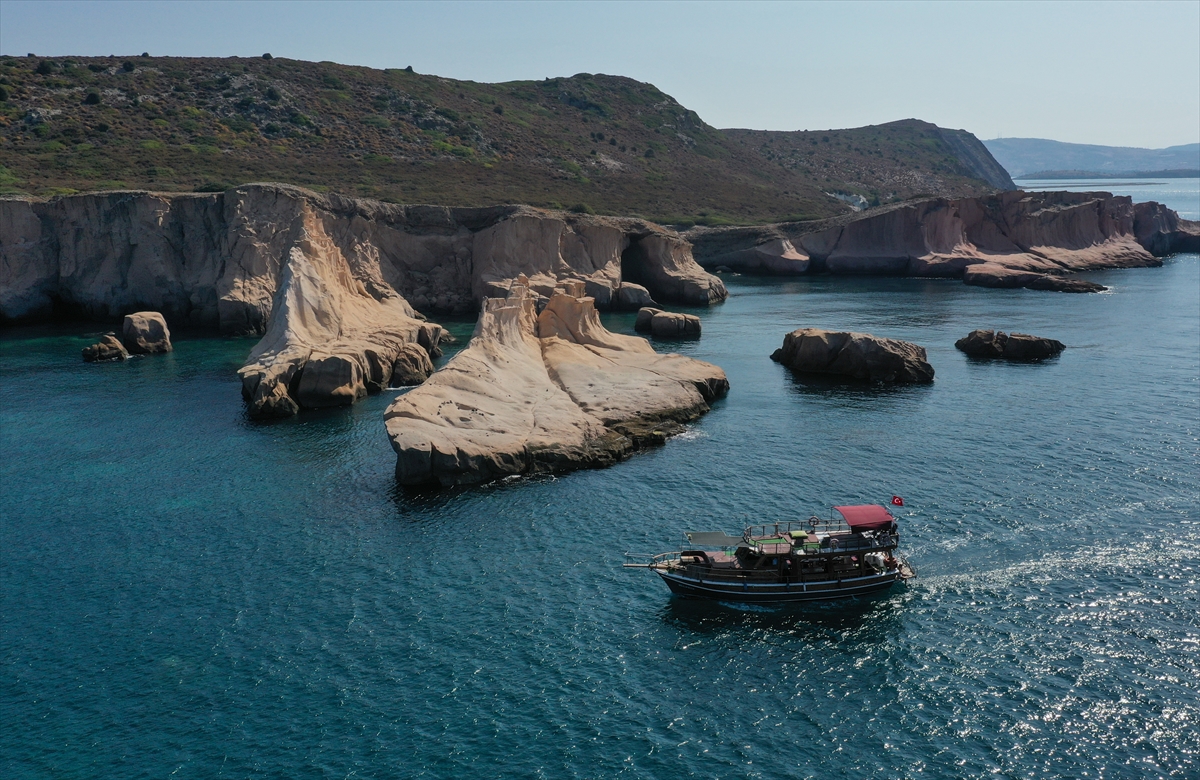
[
  {"x1": 771, "y1": 328, "x2": 935, "y2": 384},
  {"x1": 955, "y1": 330, "x2": 1066, "y2": 361}
]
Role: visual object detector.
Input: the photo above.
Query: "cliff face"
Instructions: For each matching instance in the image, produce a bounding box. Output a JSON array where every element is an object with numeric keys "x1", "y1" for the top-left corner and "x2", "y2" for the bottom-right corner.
[
  {"x1": 936, "y1": 129, "x2": 1017, "y2": 190},
  {"x1": 0, "y1": 183, "x2": 726, "y2": 417},
  {"x1": 687, "y1": 190, "x2": 1197, "y2": 289},
  {"x1": 0, "y1": 184, "x2": 724, "y2": 327}
]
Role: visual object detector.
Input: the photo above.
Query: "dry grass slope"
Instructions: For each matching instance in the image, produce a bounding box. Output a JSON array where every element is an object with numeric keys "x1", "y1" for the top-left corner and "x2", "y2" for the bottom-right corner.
[{"x1": 0, "y1": 54, "x2": 1001, "y2": 225}]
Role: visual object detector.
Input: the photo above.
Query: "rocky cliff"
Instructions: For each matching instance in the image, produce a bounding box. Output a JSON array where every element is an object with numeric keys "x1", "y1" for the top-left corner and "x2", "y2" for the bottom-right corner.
[
  {"x1": 686, "y1": 190, "x2": 1198, "y2": 289},
  {"x1": 385, "y1": 279, "x2": 728, "y2": 486},
  {"x1": 1, "y1": 183, "x2": 726, "y2": 417}
]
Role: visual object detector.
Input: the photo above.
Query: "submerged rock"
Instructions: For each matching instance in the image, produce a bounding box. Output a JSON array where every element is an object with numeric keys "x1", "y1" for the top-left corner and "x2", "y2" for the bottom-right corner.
[
  {"x1": 771, "y1": 328, "x2": 934, "y2": 384},
  {"x1": 122, "y1": 311, "x2": 173, "y2": 353},
  {"x1": 962, "y1": 263, "x2": 1106, "y2": 293},
  {"x1": 955, "y1": 330, "x2": 1065, "y2": 361},
  {"x1": 82, "y1": 333, "x2": 128, "y2": 363},
  {"x1": 384, "y1": 280, "x2": 728, "y2": 487}
]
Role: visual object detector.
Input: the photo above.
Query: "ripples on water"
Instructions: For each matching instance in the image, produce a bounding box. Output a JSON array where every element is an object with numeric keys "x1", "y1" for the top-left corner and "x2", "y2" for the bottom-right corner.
[{"x1": 2, "y1": 181, "x2": 1198, "y2": 778}]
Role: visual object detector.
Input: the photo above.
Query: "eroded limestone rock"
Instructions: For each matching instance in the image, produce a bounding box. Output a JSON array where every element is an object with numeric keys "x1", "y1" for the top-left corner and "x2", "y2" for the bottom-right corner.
[
  {"x1": 634, "y1": 307, "x2": 661, "y2": 332},
  {"x1": 236, "y1": 200, "x2": 429, "y2": 417},
  {"x1": 955, "y1": 330, "x2": 1065, "y2": 361},
  {"x1": 688, "y1": 190, "x2": 1197, "y2": 290},
  {"x1": 384, "y1": 282, "x2": 728, "y2": 486},
  {"x1": 962, "y1": 263, "x2": 1106, "y2": 293},
  {"x1": 82, "y1": 333, "x2": 128, "y2": 362},
  {"x1": 771, "y1": 328, "x2": 934, "y2": 384},
  {"x1": 649, "y1": 311, "x2": 701, "y2": 339},
  {"x1": 1, "y1": 184, "x2": 727, "y2": 417},
  {"x1": 391, "y1": 343, "x2": 435, "y2": 386},
  {"x1": 122, "y1": 311, "x2": 172, "y2": 353},
  {"x1": 616, "y1": 282, "x2": 656, "y2": 310}
]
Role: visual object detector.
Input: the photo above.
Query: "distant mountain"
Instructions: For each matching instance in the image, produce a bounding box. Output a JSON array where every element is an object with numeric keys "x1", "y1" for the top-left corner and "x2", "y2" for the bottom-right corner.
[
  {"x1": 984, "y1": 137, "x2": 1200, "y2": 179},
  {"x1": 0, "y1": 55, "x2": 1011, "y2": 224},
  {"x1": 1015, "y1": 169, "x2": 1200, "y2": 180}
]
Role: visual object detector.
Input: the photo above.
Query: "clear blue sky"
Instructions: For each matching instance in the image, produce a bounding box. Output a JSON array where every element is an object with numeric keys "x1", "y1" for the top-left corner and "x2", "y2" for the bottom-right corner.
[{"x1": 2, "y1": 0, "x2": 1197, "y2": 148}]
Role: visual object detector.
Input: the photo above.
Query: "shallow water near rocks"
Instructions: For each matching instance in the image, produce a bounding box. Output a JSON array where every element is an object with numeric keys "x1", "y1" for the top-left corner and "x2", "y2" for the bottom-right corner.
[{"x1": 2, "y1": 181, "x2": 1198, "y2": 779}]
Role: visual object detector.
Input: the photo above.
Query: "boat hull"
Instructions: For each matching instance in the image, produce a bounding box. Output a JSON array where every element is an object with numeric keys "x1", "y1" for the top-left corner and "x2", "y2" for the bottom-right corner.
[{"x1": 656, "y1": 570, "x2": 902, "y2": 603}]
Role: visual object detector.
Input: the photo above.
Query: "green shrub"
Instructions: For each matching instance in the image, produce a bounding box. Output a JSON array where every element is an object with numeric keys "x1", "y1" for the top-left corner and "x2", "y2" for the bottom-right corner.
[
  {"x1": 195, "y1": 181, "x2": 230, "y2": 192},
  {"x1": 265, "y1": 86, "x2": 281, "y2": 101},
  {"x1": 262, "y1": 53, "x2": 273, "y2": 60},
  {"x1": 140, "y1": 139, "x2": 164, "y2": 150},
  {"x1": 122, "y1": 61, "x2": 135, "y2": 72},
  {"x1": 83, "y1": 91, "x2": 101, "y2": 105},
  {"x1": 362, "y1": 115, "x2": 390, "y2": 129},
  {"x1": 493, "y1": 104, "x2": 503, "y2": 114},
  {"x1": 40, "y1": 140, "x2": 65, "y2": 152},
  {"x1": 568, "y1": 202, "x2": 594, "y2": 214},
  {"x1": 0, "y1": 85, "x2": 8, "y2": 102},
  {"x1": 87, "y1": 64, "x2": 104, "y2": 72}
]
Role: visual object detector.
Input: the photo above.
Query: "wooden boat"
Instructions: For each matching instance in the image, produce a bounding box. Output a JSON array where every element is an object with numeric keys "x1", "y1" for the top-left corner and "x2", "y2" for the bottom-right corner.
[{"x1": 624, "y1": 504, "x2": 916, "y2": 603}]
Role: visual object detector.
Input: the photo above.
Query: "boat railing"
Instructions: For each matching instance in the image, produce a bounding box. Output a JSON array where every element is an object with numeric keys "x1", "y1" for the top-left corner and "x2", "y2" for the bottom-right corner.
[{"x1": 742, "y1": 519, "x2": 896, "y2": 553}]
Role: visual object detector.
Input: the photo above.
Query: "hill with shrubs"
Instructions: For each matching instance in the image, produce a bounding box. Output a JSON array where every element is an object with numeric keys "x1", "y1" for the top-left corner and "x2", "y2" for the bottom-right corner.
[{"x1": 0, "y1": 53, "x2": 1011, "y2": 225}]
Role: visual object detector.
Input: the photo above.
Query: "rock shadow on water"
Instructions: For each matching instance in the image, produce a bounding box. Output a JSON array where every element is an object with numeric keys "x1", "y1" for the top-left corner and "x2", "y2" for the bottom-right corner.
[
  {"x1": 388, "y1": 469, "x2": 564, "y2": 517},
  {"x1": 780, "y1": 369, "x2": 933, "y2": 403}
]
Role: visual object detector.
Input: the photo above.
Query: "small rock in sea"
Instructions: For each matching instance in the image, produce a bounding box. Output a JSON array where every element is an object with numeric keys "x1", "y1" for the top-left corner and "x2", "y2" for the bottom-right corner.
[
  {"x1": 122, "y1": 311, "x2": 172, "y2": 354},
  {"x1": 955, "y1": 330, "x2": 1065, "y2": 361},
  {"x1": 649, "y1": 311, "x2": 701, "y2": 339},
  {"x1": 771, "y1": 328, "x2": 933, "y2": 384},
  {"x1": 633, "y1": 307, "x2": 701, "y2": 338},
  {"x1": 82, "y1": 333, "x2": 129, "y2": 362},
  {"x1": 634, "y1": 307, "x2": 661, "y2": 332}
]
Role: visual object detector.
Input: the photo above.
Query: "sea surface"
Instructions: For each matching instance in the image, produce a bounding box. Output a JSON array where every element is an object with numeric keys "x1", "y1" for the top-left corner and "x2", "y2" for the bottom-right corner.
[{"x1": 2, "y1": 180, "x2": 1198, "y2": 779}]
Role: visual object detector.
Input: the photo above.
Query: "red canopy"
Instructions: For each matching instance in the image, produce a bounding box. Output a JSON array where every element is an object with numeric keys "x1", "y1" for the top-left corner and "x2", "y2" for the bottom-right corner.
[{"x1": 834, "y1": 505, "x2": 895, "y2": 530}]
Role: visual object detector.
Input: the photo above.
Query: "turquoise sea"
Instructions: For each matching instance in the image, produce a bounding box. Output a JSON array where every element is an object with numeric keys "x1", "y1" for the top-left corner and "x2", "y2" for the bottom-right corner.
[{"x1": 2, "y1": 181, "x2": 1198, "y2": 779}]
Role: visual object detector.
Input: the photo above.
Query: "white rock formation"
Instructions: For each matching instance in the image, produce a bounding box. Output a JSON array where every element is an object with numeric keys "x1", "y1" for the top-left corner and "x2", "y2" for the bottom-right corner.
[
  {"x1": 385, "y1": 279, "x2": 728, "y2": 486},
  {"x1": 1, "y1": 184, "x2": 727, "y2": 417}
]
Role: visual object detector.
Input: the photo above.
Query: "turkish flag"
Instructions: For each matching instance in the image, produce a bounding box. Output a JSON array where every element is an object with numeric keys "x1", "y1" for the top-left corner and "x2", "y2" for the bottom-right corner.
[{"x1": 891, "y1": 495, "x2": 904, "y2": 506}]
